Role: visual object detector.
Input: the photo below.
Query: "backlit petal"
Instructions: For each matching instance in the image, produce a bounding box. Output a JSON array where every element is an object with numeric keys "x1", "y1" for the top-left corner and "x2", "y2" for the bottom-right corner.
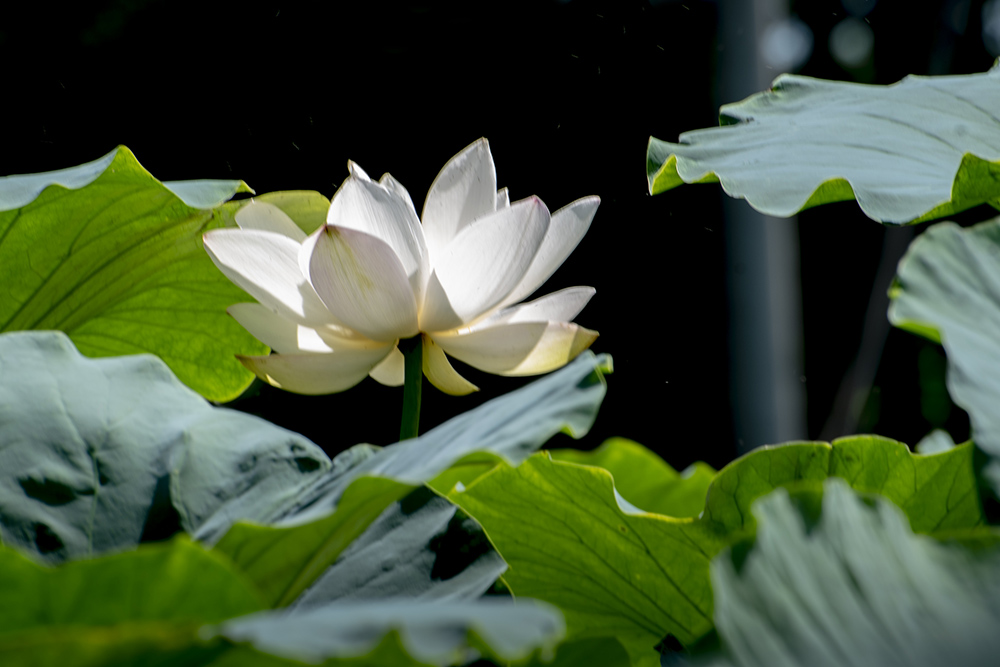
[
  {"x1": 307, "y1": 225, "x2": 419, "y2": 342},
  {"x1": 433, "y1": 321, "x2": 598, "y2": 376},
  {"x1": 421, "y1": 196, "x2": 550, "y2": 331},
  {"x1": 496, "y1": 187, "x2": 509, "y2": 208},
  {"x1": 237, "y1": 345, "x2": 395, "y2": 395},
  {"x1": 203, "y1": 228, "x2": 335, "y2": 327},
  {"x1": 235, "y1": 200, "x2": 307, "y2": 242},
  {"x1": 227, "y1": 303, "x2": 382, "y2": 354},
  {"x1": 421, "y1": 138, "x2": 497, "y2": 264},
  {"x1": 369, "y1": 346, "x2": 405, "y2": 386},
  {"x1": 423, "y1": 335, "x2": 478, "y2": 395},
  {"x1": 380, "y1": 172, "x2": 416, "y2": 208},
  {"x1": 475, "y1": 287, "x2": 596, "y2": 328},
  {"x1": 327, "y1": 170, "x2": 428, "y2": 298},
  {"x1": 228, "y1": 303, "x2": 329, "y2": 354},
  {"x1": 418, "y1": 270, "x2": 464, "y2": 333},
  {"x1": 500, "y1": 196, "x2": 599, "y2": 308}
]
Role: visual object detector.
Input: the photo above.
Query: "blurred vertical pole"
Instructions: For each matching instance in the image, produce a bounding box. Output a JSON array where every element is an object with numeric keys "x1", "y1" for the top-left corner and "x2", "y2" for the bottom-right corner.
[{"x1": 718, "y1": 0, "x2": 807, "y2": 453}]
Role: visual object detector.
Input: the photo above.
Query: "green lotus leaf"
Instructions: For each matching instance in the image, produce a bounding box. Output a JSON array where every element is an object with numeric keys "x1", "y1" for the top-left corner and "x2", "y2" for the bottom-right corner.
[
  {"x1": 889, "y1": 218, "x2": 1000, "y2": 493},
  {"x1": 0, "y1": 146, "x2": 267, "y2": 401},
  {"x1": 0, "y1": 536, "x2": 561, "y2": 667},
  {"x1": 0, "y1": 330, "x2": 331, "y2": 563},
  {"x1": 286, "y1": 486, "x2": 506, "y2": 609},
  {"x1": 706, "y1": 479, "x2": 1000, "y2": 667},
  {"x1": 0, "y1": 537, "x2": 262, "y2": 666},
  {"x1": 449, "y1": 435, "x2": 982, "y2": 666},
  {"x1": 209, "y1": 352, "x2": 612, "y2": 608},
  {"x1": 214, "y1": 598, "x2": 565, "y2": 666},
  {"x1": 550, "y1": 437, "x2": 715, "y2": 517},
  {"x1": 647, "y1": 65, "x2": 1000, "y2": 224}
]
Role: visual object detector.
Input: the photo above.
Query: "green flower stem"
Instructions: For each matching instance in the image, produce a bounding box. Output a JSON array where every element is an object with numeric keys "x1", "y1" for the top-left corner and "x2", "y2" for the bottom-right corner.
[{"x1": 399, "y1": 336, "x2": 423, "y2": 440}]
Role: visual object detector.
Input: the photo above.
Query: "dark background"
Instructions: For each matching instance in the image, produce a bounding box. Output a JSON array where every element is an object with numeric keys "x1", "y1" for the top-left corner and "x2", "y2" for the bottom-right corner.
[{"x1": 1, "y1": 0, "x2": 994, "y2": 470}]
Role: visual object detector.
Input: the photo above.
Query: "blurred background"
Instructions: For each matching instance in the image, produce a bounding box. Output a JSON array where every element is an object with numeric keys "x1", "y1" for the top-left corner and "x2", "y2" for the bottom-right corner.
[{"x1": 2, "y1": 0, "x2": 996, "y2": 469}]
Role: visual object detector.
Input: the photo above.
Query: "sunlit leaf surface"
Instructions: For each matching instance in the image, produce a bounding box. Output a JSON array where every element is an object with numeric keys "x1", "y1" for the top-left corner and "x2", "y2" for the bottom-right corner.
[
  {"x1": 550, "y1": 437, "x2": 715, "y2": 517},
  {"x1": 450, "y1": 436, "x2": 982, "y2": 665},
  {"x1": 0, "y1": 146, "x2": 265, "y2": 401}
]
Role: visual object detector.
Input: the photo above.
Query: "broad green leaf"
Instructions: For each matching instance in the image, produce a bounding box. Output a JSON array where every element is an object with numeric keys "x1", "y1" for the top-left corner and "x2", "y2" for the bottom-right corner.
[
  {"x1": 707, "y1": 479, "x2": 1000, "y2": 667},
  {"x1": 0, "y1": 538, "x2": 263, "y2": 631},
  {"x1": 0, "y1": 538, "x2": 263, "y2": 666},
  {"x1": 450, "y1": 435, "x2": 982, "y2": 665},
  {"x1": 0, "y1": 331, "x2": 331, "y2": 562},
  {"x1": 209, "y1": 352, "x2": 612, "y2": 608},
  {"x1": 0, "y1": 536, "x2": 547, "y2": 667},
  {"x1": 0, "y1": 146, "x2": 267, "y2": 401},
  {"x1": 705, "y1": 435, "x2": 982, "y2": 535},
  {"x1": 550, "y1": 437, "x2": 715, "y2": 517},
  {"x1": 647, "y1": 65, "x2": 1000, "y2": 224},
  {"x1": 452, "y1": 452, "x2": 724, "y2": 667},
  {"x1": 214, "y1": 599, "x2": 565, "y2": 666},
  {"x1": 889, "y1": 218, "x2": 1000, "y2": 493}
]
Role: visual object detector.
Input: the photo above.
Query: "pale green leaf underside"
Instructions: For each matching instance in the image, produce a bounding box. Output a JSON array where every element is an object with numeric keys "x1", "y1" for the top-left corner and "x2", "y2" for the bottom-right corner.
[
  {"x1": 286, "y1": 487, "x2": 507, "y2": 609},
  {"x1": 0, "y1": 331, "x2": 332, "y2": 564},
  {"x1": 0, "y1": 146, "x2": 266, "y2": 401},
  {"x1": 709, "y1": 479, "x2": 1000, "y2": 667},
  {"x1": 888, "y1": 217, "x2": 1000, "y2": 494},
  {"x1": 647, "y1": 64, "x2": 1000, "y2": 224},
  {"x1": 216, "y1": 599, "x2": 565, "y2": 666},
  {"x1": 209, "y1": 352, "x2": 612, "y2": 609},
  {"x1": 450, "y1": 436, "x2": 981, "y2": 665}
]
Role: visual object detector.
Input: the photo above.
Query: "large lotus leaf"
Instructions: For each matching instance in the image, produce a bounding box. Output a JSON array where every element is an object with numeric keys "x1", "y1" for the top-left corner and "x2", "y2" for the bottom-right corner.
[
  {"x1": 210, "y1": 352, "x2": 612, "y2": 608},
  {"x1": 0, "y1": 331, "x2": 331, "y2": 563},
  {"x1": 0, "y1": 536, "x2": 555, "y2": 667},
  {"x1": 647, "y1": 65, "x2": 1000, "y2": 224},
  {"x1": 448, "y1": 435, "x2": 981, "y2": 666},
  {"x1": 888, "y1": 218, "x2": 1000, "y2": 493},
  {"x1": 214, "y1": 598, "x2": 565, "y2": 666},
  {"x1": 706, "y1": 479, "x2": 1000, "y2": 667},
  {"x1": 0, "y1": 538, "x2": 263, "y2": 666},
  {"x1": 705, "y1": 435, "x2": 982, "y2": 536},
  {"x1": 0, "y1": 146, "x2": 267, "y2": 401},
  {"x1": 550, "y1": 437, "x2": 715, "y2": 517},
  {"x1": 288, "y1": 486, "x2": 505, "y2": 609}
]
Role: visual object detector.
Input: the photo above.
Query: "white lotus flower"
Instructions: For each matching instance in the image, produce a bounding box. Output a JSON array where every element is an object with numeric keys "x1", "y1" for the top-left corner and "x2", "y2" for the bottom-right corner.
[{"x1": 203, "y1": 139, "x2": 599, "y2": 396}]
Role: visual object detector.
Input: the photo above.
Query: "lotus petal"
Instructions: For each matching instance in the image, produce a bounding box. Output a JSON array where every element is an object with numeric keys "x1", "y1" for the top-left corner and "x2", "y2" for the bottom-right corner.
[
  {"x1": 422, "y1": 138, "x2": 497, "y2": 264},
  {"x1": 422, "y1": 335, "x2": 479, "y2": 395},
  {"x1": 434, "y1": 321, "x2": 598, "y2": 376},
  {"x1": 306, "y1": 226, "x2": 419, "y2": 342},
  {"x1": 423, "y1": 197, "x2": 550, "y2": 330},
  {"x1": 238, "y1": 346, "x2": 394, "y2": 394}
]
